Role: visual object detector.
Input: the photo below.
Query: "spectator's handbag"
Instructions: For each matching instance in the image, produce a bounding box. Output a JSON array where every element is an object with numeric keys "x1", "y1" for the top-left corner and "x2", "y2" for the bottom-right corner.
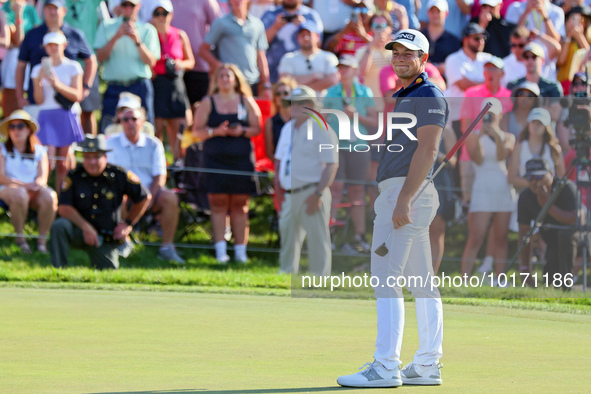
[{"x1": 54, "y1": 92, "x2": 75, "y2": 111}]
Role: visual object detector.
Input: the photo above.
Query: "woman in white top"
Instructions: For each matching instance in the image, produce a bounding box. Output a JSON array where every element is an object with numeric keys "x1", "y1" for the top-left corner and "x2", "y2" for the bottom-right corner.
[
  {"x1": 508, "y1": 107, "x2": 565, "y2": 191},
  {"x1": 462, "y1": 99, "x2": 516, "y2": 276},
  {"x1": 31, "y1": 31, "x2": 84, "y2": 196},
  {"x1": 0, "y1": 110, "x2": 57, "y2": 254}
]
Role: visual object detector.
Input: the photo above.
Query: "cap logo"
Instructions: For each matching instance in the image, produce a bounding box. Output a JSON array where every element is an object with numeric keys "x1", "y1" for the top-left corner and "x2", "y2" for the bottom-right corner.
[{"x1": 396, "y1": 32, "x2": 416, "y2": 41}]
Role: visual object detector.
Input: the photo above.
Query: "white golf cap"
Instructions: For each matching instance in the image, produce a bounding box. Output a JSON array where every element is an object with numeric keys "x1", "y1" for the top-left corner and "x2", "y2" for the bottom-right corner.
[
  {"x1": 117, "y1": 92, "x2": 142, "y2": 110},
  {"x1": 43, "y1": 31, "x2": 67, "y2": 46},
  {"x1": 483, "y1": 97, "x2": 503, "y2": 115},
  {"x1": 524, "y1": 42, "x2": 545, "y2": 59},
  {"x1": 385, "y1": 29, "x2": 429, "y2": 53},
  {"x1": 527, "y1": 107, "x2": 551, "y2": 126},
  {"x1": 338, "y1": 54, "x2": 359, "y2": 68},
  {"x1": 480, "y1": 0, "x2": 502, "y2": 7},
  {"x1": 484, "y1": 56, "x2": 504, "y2": 69},
  {"x1": 151, "y1": 0, "x2": 173, "y2": 14},
  {"x1": 427, "y1": 0, "x2": 449, "y2": 12}
]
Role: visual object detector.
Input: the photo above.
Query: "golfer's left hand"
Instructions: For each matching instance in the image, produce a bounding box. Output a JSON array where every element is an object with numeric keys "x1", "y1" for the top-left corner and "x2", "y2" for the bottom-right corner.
[
  {"x1": 305, "y1": 193, "x2": 322, "y2": 215},
  {"x1": 392, "y1": 199, "x2": 412, "y2": 229}
]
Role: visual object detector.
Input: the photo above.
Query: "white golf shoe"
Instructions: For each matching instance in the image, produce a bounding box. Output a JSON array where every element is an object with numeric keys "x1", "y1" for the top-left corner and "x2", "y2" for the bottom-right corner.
[
  {"x1": 337, "y1": 360, "x2": 402, "y2": 388},
  {"x1": 400, "y1": 362, "x2": 443, "y2": 385}
]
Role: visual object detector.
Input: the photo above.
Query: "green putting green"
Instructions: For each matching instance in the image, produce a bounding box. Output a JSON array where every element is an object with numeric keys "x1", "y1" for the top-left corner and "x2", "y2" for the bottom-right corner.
[{"x1": 1, "y1": 288, "x2": 589, "y2": 393}]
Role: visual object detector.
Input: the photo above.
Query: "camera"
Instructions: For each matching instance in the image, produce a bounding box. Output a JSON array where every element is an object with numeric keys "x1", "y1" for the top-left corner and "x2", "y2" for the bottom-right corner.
[
  {"x1": 283, "y1": 14, "x2": 297, "y2": 22},
  {"x1": 560, "y1": 94, "x2": 591, "y2": 133},
  {"x1": 482, "y1": 113, "x2": 493, "y2": 124}
]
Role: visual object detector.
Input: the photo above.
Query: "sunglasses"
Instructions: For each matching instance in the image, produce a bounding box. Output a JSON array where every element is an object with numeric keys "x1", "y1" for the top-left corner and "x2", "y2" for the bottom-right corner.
[
  {"x1": 121, "y1": 116, "x2": 139, "y2": 123},
  {"x1": 516, "y1": 91, "x2": 537, "y2": 98},
  {"x1": 276, "y1": 90, "x2": 291, "y2": 97},
  {"x1": 527, "y1": 174, "x2": 545, "y2": 181},
  {"x1": 121, "y1": 2, "x2": 136, "y2": 8},
  {"x1": 523, "y1": 54, "x2": 538, "y2": 60},
  {"x1": 153, "y1": 10, "x2": 169, "y2": 17},
  {"x1": 510, "y1": 43, "x2": 526, "y2": 48},
  {"x1": 8, "y1": 123, "x2": 27, "y2": 130},
  {"x1": 572, "y1": 81, "x2": 586, "y2": 87},
  {"x1": 471, "y1": 35, "x2": 486, "y2": 41},
  {"x1": 372, "y1": 22, "x2": 389, "y2": 30}
]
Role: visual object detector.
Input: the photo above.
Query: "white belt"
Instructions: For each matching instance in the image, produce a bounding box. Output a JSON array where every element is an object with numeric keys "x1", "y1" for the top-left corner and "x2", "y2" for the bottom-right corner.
[{"x1": 378, "y1": 177, "x2": 431, "y2": 194}]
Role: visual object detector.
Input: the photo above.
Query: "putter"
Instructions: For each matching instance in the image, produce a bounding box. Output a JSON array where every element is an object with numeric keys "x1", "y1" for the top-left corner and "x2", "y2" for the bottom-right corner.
[{"x1": 373, "y1": 102, "x2": 493, "y2": 256}]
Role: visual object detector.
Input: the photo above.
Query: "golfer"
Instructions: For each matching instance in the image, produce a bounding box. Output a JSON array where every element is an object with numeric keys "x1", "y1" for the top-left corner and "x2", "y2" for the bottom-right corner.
[{"x1": 338, "y1": 29, "x2": 448, "y2": 387}]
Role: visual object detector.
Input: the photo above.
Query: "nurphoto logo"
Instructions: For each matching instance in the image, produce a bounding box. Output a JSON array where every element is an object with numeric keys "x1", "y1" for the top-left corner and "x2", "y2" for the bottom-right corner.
[{"x1": 303, "y1": 107, "x2": 418, "y2": 153}]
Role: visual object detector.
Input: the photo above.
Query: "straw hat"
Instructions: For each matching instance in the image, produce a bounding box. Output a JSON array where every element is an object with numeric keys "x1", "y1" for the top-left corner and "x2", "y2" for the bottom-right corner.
[{"x1": 0, "y1": 110, "x2": 39, "y2": 137}]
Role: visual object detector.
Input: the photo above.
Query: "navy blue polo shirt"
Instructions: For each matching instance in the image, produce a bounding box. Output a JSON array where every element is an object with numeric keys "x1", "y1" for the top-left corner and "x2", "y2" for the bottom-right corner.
[
  {"x1": 18, "y1": 23, "x2": 92, "y2": 103},
  {"x1": 376, "y1": 72, "x2": 449, "y2": 182}
]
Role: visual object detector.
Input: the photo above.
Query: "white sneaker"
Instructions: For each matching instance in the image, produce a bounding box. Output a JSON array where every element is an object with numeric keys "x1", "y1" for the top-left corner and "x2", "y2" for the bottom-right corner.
[
  {"x1": 216, "y1": 254, "x2": 230, "y2": 264},
  {"x1": 478, "y1": 256, "x2": 494, "y2": 273},
  {"x1": 400, "y1": 362, "x2": 442, "y2": 385},
  {"x1": 337, "y1": 360, "x2": 402, "y2": 388}
]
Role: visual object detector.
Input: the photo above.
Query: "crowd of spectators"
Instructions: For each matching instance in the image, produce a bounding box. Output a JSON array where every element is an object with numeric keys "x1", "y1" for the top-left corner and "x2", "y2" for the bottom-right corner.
[{"x1": 0, "y1": 0, "x2": 589, "y2": 282}]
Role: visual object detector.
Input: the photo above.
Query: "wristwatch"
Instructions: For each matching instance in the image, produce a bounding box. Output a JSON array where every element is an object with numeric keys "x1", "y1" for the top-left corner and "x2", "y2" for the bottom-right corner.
[
  {"x1": 315, "y1": 190, "x2": 323, "y2": 197},
  {"x1": 124, "y1": 219, "x2": 133, "y2": 227}
]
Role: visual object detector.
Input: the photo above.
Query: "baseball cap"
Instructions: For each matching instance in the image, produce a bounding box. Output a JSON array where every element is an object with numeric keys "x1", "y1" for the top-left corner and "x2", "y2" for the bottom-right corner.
[
  {"x1": 297, "y1": 21, "x2": 319, "y2": 34},
  {"x1": 117, "y1": 92, "x2": 142, "y2": 110},
  {"x1": 513, "y1": 81, "x2": 541, "y2": 97},
  {"x1": 282, "y1": 85, "x2": 319, "y2": 106},
  {"x1": 151, "y1": 0, "x2": 173, "y2": 13},
  {"x1": 482, "y1": 97, "x2": 503, "y2": 115},
  {"x1": 480, "y1": 0, "x2": 502, "y2": 7},
  {"x1": 42, "y1": 31, "x2": 67, "y2": 46},
  {"x1": 120, "y1": 0, "x2": 141, "y2": 4},
  {"x1": 527, "y1": 107, "x2": 551, "y2": 126},
  {"x1": 385, "y1": 29, "x2": 429, "y2": 52},
  {"x1": 524, "y1": 157, "x2": 552, "y2": 178},
  {"x1": 524, "y1": 42, "x2": 545, "y2": 59},
  {"x1": 484, "y1": 56, "x2": 504, "y2": 69},
  {"x1": 44, "y1": 0, "x2": 65, "y2": 7},
  {"x1": 462, "y1": 22, "x2": 488, "y2": 38},
  {"x1": 427, "y1": 0, "x2": 448, "y2": 12},
  {"x1": 573, "y1": 71, "x2": 588, "y2": 83},
  {"x1": 338, "y1": 55, "x2": 358, "y2": 68}
]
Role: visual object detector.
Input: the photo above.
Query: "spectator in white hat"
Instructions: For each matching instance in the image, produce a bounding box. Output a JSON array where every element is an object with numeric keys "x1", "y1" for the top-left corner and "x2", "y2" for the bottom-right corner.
[
  {"x1": 470, "y1": 0, "x2": 516, "y2": 58},
  {"x1": 150, "y1": 0, "x2": 194, "y2": 160},
  {"x1": 420, "y1": 0, "x2": 461, "y2": 76},
  {"x1": 104, "y1": 92, "x2": 156, "y2": 137},
  {"x1": 31, "y1": 30, "x2": 85, "y2": 197},
  {"x1": 508, "y1": 107, "x2": 564, "y2": 191}
]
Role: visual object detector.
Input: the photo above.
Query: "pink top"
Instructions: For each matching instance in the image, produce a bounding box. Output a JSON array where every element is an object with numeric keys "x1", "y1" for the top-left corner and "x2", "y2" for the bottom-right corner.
[
  {"x1": 459, "y1": 84, "x2": 513, "y2": 161},
  {"x1": 154, "y1": 26, "x2": 184, "y2": 76},
  {"x1": 379, "y1": 63, "x2": 443, "y2": 95},
  {"x1": 170, "y1": 0, "x2": 222, "y2": 72}
]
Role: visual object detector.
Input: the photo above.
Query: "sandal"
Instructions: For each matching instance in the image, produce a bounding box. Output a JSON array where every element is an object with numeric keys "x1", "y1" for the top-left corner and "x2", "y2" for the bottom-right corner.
[
  {"x1": 37, "y1": 243, "x2": 48, "y2": 254},
  {"x1": 16, "y1": 240, "x2": 32, "y2": 254}
]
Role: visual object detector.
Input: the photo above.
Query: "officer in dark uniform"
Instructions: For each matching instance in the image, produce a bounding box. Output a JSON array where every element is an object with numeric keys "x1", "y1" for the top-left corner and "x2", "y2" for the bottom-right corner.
[{"x1": 50, "y1": 135, "x2": 151, "y2": 269}]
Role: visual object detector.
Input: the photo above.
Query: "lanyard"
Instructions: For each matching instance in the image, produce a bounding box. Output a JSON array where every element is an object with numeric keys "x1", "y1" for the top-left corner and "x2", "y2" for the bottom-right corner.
[{"x1": 342, "y1": 83, "x2": 356, "y2": 106}]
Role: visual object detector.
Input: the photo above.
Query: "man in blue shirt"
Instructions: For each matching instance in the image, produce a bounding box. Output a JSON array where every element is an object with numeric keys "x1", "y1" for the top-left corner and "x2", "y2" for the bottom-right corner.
[
  {"x1": 338, "y1": 29, "x2": 448, "y2": 388},
  {"x1": 260, "y1": 0, "x2": 323, "y2": 83}
]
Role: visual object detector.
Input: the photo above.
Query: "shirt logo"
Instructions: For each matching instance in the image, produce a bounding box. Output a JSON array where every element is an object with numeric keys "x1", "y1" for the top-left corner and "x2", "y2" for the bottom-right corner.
[{"x1": 396, "y1": 32, "x2": 416, "y2": 41}]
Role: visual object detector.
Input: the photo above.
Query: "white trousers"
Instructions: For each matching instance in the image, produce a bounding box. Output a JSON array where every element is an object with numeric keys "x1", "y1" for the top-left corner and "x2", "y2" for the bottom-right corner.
[
  {"x1": 279, "y1": 188, "x2": 332, "y2": 276},
  {"x1": 371, "y1": 177, "x2": 443, "y2": 369}
]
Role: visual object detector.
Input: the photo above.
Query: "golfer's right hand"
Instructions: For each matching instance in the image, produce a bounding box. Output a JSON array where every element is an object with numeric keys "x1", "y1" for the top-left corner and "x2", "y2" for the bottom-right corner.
[{"x1": 392, "y1": 200, "x2": 412, "y2": 229}]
